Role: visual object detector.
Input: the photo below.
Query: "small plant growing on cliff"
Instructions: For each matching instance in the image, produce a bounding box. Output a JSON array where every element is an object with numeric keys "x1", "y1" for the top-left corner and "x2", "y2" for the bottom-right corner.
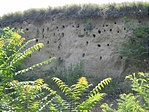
[{"x1": 83, "y1": 19, "x2": 93, "y2": 31}]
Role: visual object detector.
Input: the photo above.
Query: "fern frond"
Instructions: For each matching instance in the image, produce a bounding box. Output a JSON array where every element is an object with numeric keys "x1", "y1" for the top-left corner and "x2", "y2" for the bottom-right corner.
[
  {"x1": 16, "y1": 39, "x2": 36, "y2": 53},
  {"x1": 15, "y1": 57, "x2": 56, "y2": 75},
  {"x1": 52, "y1": 77, "x2": 71, "y2": 93},
  {"x1": 89, "y1": 78, "x2": 111, "y2": 97},
  {"x1": 10, "y1": 43, "x2": 44, "y2": 65},
  {"x1": 76, "y1": 93, "x2": 105, "y2": 111},
  {"x1": 37, "y1": 95, "x2": 68, "y2": 112}
]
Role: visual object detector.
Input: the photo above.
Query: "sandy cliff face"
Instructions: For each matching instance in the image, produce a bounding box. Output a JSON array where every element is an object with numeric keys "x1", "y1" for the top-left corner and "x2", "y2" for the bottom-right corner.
[{"x1": 12, "y1": 16, "x2": 146, "y2": 79}]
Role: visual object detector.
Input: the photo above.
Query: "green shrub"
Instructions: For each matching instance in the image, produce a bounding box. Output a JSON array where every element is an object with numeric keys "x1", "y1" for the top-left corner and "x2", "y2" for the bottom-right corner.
[
  {"x1": 0, "y1": 27, "x2": 56, "y2": 111},
  {"x1": 101, "y1": 72, "x2": 149, "y2": 112},
  {"x1": 119, "y1": 23, "x2": 149, "y2": 71},
  {"x1": 44, "y1": 61, "x2": 86, "y2": 86},
  {"x1": 52, "y1": 76, "x2": 111, "y2": 111},
  {"x1": 83, "y1": 19, "x2": 93, "y2": 31}
]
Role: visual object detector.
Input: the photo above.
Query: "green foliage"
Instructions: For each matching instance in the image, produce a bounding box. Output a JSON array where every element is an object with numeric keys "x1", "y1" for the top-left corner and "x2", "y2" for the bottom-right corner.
[
  {"x1": 0, "y1": 27, "x2": 57, "y2": 111},
  {"x1": 0, "y1": 79, "x2": 60, "y2": 112},
  {"x1": 101, "y1": 72, "x2": 149, "y2": 112},
  {"x1": 119, "y1": 23, "x2": 149, "y2": 71},
  {"x1": 83, "y1": 19, "x2": 93, "y2": 31},
  {"x1": 52, "y1": 77, "x2": 112, "y2": 111},
  {"x1": 0, "y1": 2, "x2": 149, "y2": 26},
  {"x1": 0, "y1": 27, "x2": 55, "y2": 82},
  {"x1": 45, "y1": 62, "x2": 86, "y2": 86}
]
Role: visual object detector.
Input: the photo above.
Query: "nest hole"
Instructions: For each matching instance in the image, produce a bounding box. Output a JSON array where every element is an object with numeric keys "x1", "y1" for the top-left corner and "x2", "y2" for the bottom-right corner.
[
  {"x1": 47, "y1": 41, "x2": 49, "y2": 44},
  {"x1": 93, "y1": 34, "x2": 96, "y2": 38},
  {"x1": 26, "y1": 28, "x2": 29, "y2": 31},
  {"x1": 86, "y1": 41, "x2": 89, "y2": 46},
  {"x1": 62, "y1": 33, "x2": 64, "y2": 37},
  {"x1": 82, "y1": 53, "x2": 85, "y2": 57},
  {"x1": 36, "y1": 39, "x2": 38, "y2": 43},
  {"x1": 47, "y1": 27, "x2": 49, "y2": 31},
  {"x1": 100, "y1": 56, "x2": 102, "y2": 60},
  {"x1": 97, "y1": 44, "x2": 101, "y2": 47},
  {"x1": 42, "y1": 28, "x2": 44, "y2": 33},
  {"x1": 98, "y1": 30, "x2": 101, "y2": 34},
  {"x1": 62, "y1": 25, "x2": 65, "y2": 28},
  {"x1": 76, "y1": 24, "x2": 80, "y2": 28}
]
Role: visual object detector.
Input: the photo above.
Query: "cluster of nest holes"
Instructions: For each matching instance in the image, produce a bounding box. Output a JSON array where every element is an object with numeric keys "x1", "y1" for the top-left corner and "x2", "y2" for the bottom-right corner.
[
  {"x1": 103, "y1": 25, "x2": 109, "y2": 27},
  {"x1": 58, "y1": 43, "x2": 61, "y2": 49},
  {"x1": 97, "y1": 44, "x2": 109, "y2": 47}
]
